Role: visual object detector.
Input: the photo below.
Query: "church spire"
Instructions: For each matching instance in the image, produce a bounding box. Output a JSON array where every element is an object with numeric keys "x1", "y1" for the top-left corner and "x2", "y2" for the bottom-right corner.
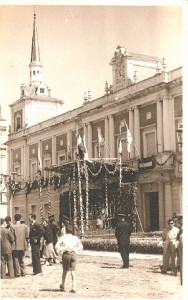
[
  {"x1": 31, "y1": 13, "x2": 40, "y2": 63},
  {"x1": 29, "y1": 13, "x2": 43, "y2": 84}
]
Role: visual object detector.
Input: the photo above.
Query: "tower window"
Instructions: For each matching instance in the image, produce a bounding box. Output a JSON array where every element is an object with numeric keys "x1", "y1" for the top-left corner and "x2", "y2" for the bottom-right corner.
[
  {"x1": 40, "y1": 88, "x2": 45, "y2": 93},
  {"x1": 33, "y1": 71, "x2": 35, "y2": 76}
]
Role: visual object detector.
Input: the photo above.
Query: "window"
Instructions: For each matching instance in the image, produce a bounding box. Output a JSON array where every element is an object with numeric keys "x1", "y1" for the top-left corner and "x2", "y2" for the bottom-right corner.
[
  {"x1": 30, "y1": 162, "x2": 37, "y2": 181},
  {"x1": 95, "y1": 143, "x2": 104, "y2": 158},
  {"x1": 31, "y1": 205, "x2": 36, "y2": 215},
  {"x1": 146, "y1": 112, "x2": 152, "y2": 120},
  {"x1": 44, "y1": 203, "x2": 49, "y2": 219},
  {"x1": 117, "y1": 138, "x2": 129, "y2": 161},
  {"x1": 143, "y1": 131, "x2": 156, "y2": 157},
  {"x1": 40, "y1": 88, "x2": 45, "y2": 94},
  {"x1": 14, "y1": 207, "x2": 19, "y2": 215},
  {"x1": 44, "y1": 158, "x2": 51, "y2": 178},
  {"x1": 58, "y1": 150, "x2": 66, "y2": 164}
]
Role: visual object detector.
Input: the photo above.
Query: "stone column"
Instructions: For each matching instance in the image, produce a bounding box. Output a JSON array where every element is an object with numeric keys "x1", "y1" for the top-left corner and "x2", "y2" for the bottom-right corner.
[
  {"x1": 164, "y1": 181, "x2": 173, "y2": 223},
  {"x1": 128, "y1": 109, "x2": 134, "y2": 159},
  {"x1": 156, "y1": 99, "x2": 163, "y2": 153},
  {"x1": 158, "y1": 182, "x2": 165, "y2": 230},
  {"x1": 87, "y1": 122, "x2": 93, "y2": 158},
  {"x1": 67, "y1": 130, "x2": 72, "y2": 160},
  {"x1": 52, "y1": 135, "x2": 56, "y2": 165},
  {"x1": 133, "y1": 106, "x2": 141, "y2": 158},
  {"x1": 169, "y1": 97, "x2": 176, "y2": 151},
  {"x1": 104, "y1": 116, "x2": 109, "y2": 158},
  {"x1": 163, "y1": 97, "x2": 171, "y2": 151},
  {"x1": 109, "y1": 114, "x2": 115, "y2": 158}
]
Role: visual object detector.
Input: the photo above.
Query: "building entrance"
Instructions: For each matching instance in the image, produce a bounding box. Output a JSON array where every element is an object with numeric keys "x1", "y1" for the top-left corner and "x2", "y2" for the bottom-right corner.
[{"x1": 145, "y1": 192, "x2": 159, "y2": 231}]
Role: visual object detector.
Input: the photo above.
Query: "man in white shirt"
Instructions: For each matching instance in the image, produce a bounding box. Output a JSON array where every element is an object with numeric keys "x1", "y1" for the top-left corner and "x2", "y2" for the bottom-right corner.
[
  {"x1": 55, "y1": 224, "x2": 83, "y2": 293},
  {"x1": 161, "y1": 218, "x2": 179, "y2": 275}
]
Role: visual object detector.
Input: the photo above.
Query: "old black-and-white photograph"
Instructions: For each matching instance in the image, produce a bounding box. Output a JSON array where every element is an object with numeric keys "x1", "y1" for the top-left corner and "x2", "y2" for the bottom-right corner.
[{"x1": 0, "y1": 1, "x2": 186, "y2": 299}]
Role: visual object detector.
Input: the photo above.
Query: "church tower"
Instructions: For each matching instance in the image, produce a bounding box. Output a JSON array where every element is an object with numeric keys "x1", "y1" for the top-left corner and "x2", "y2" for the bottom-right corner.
[{"x1": 9, "y1": 13, "x2": 64, "y2": 132}]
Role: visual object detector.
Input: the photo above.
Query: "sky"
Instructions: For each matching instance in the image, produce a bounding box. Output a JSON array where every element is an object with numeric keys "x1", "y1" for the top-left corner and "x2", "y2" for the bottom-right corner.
[{"x1": 0, "y1": 2, "x2": 183, "y2": 125}]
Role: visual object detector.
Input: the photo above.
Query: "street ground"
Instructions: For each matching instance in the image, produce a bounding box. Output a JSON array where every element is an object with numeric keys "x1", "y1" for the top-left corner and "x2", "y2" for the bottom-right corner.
[{"x1": 1, "y1": 250, "x2": 182, "y2": 299}]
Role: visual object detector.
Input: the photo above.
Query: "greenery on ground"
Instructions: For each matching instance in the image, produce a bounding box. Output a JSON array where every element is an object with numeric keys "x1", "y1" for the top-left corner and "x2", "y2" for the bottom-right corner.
[{"x1": 82, "y1": 229, "x2": 163, "y2": 254}]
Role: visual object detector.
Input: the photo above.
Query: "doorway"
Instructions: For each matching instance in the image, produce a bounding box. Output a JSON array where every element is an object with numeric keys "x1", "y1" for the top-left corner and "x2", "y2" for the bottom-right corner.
[{"x1": 145, "y1": 192, "x2": 159, "y2": 231}]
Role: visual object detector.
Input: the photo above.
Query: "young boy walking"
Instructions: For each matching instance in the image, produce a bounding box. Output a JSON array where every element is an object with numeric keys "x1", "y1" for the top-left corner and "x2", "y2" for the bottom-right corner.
[{"x1": 55, "y1": 224, "x2": 83, "y2": 293}]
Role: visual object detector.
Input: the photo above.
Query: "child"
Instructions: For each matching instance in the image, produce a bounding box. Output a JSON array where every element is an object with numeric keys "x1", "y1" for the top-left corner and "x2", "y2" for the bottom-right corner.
[{"x1": 55, "y1": 223, "x2": 83, "y2": 293}]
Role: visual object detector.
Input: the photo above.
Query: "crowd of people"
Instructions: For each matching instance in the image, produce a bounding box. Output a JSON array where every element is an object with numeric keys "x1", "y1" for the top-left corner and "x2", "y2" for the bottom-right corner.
[
  {"x1": 0, "y1": 211, "x2": 183, "y2": 293},
  {"x1": 0, "y1": 213, "x2": 83, "y2": 293}
]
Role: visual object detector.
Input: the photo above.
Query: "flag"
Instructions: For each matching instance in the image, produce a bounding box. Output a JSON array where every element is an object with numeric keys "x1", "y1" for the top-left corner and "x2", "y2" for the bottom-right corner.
[
  {"x1": 118, "y1": 139, "x2": 122, "y2": 155},
  {"x1": 125, "y1": 121, "x2": 133, "y2": 153},
  {"x1": 38, "y1": 144, "x2": 42, "y2": 170},
  {"x1": 97, "y1": 127, "x2": 104, "y2": 145},
  {"x1": 77, "y1": 134, "x2": 84, "y2": 160},
  {"x1": 83, "y1": 134, "x2": 90, "y2": 161}
]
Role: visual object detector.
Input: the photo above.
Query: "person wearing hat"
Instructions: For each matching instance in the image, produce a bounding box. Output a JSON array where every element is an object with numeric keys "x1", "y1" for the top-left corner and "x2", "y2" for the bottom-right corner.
[
  {"x1": 115, "y1": 213, "x2": 133, "y2": 269},
  {"x1": 12, "y1": 214, "x2": 29, "y2": 277},
  {"x1": 48, "y1": 215, "x2": 59, "y2": 258},
  {"x1": 29, "y1": 213, "x2": 44, "y2": 276},
  {"x1": 55, "y1": 223, "x2": 83, "y2": 293}
]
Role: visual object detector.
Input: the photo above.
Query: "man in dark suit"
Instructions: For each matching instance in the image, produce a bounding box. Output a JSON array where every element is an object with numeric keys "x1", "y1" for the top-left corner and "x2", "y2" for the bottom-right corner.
[
  {"x1": 0, "y1": 218, "x2": 15, "y2": 279},
  {"x1": 29, "y1": 213, "x2": 44, "y2": 275},
  {"x1": 115, "y1": 214, "x2": 133, "y2": 269}
]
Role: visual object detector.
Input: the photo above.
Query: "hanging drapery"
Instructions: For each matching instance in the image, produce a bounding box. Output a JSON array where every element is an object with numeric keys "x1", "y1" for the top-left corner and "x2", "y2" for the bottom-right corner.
[
  {"x1": 77, "y1": 156, "x2": 84, "y2": 237},
  {"x1": 73, "y1": 164, "x2": 77, "y2": 228},
  {"x1": 48, "y1": 170, "x2": 52, "y2": 217},
  {"x1": 84, "y1": 162, "x2": 89, "y2": 231}
]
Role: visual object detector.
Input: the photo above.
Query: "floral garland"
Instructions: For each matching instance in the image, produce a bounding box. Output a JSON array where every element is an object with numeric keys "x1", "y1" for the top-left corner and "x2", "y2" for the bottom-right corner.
[
  {"x1": 72, "y1": 164, "x2": 77, "y2": 228},
  {"x1": 68, "y1": 177, "x2": 72, "y2": 220},
  {"x1": 48, "y1": 170, "x2": 52, "y2": 217},
  {"x1": 37, "y1": 171, "x2": 43, "y2": 221},
  {"x1": 104, "y1": 171, "x2": 109, "y2": 219},
  {"x1": 87, "y1": 163, "x2": 102, "y2": 177},
  {"x1": 103, "y1": 161, "x2": 119, "y2": 175},
  {"x1": 77, "y1": 156, "x2": 84, "y2": 237},
  {"x1": 84, "y1": 162, "x2": 89, "y2": 231}
]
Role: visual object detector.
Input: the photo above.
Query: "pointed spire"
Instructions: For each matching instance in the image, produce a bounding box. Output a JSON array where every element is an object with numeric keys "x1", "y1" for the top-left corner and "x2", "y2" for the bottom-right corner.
[
  {"x1": 31, "y1": 13, "x2": 40, "y2": 63},
  {"x1": 29, "y1": 13, "x2": 43, "y2": 85}
]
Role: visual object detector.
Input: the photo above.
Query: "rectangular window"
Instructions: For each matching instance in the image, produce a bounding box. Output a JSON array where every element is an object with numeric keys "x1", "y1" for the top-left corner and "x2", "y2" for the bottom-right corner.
[
  {"x1": 144, "y1": 131, "x2": 156, "y2": 157},
  {"x1": 31, "y1": 205, "x2": 36, "y2": 215}
]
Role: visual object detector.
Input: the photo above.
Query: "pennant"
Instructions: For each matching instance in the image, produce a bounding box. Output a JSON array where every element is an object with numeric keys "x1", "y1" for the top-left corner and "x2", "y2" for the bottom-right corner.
[
  {"x1": 77, "y1": 134, "x2": 84, "y2": 160},
  {"x1": 97, "y1": 127, "x2": 104, "y2": 145},
  {"x1": 125, "y1": 122, "x2": 133, "y2": 153},
  {"x1": 38, "y1": 144, "x2": 42, "y2": 170},
  {"x1": 118, "y1": 139, "x2": 122, "y2": 155},
  {"x1": 83, "y1": 135, "x2": 92, "y2": 162}
]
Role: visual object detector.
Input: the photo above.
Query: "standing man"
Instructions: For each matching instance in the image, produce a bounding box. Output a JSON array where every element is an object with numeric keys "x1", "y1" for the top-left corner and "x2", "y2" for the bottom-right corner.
[
  {"x1": 161, "y1": 218, "x2": 179, "y2": 275},
  {"x1": 115, "y1": 213, "x2": 133, "y2": 269},
  {"x1": 48, "y1": 215, "x2": 59, "y2": 258},
  {"x1": 29, "y1": 213, "x2": 44, "y2": 275},
  {"x1": 12, "y1": 214, "x2": 29, "y2": 277},
  {"x1": 0, "y1": 218, "x2": 15, "y2": 279}
]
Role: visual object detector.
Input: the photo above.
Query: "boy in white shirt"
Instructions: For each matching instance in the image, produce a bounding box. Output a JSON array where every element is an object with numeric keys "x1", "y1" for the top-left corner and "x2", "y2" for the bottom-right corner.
[{"x1": 55, "y1": 224, "x2": 83, "y2": 293}]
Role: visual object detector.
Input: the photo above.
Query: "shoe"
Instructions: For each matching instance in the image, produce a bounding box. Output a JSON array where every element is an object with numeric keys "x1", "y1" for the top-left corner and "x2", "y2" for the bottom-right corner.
[
  {"x1": 70, "y1": 289, "x2": 76, "y2": 293},
  {"x1": 60, "y1": 284, "x2": 65, "y2": 292},
  {"x1": 45, "y1": 261, "x2": 49, "y2": 266},
  {"x1": 33, "y1": 272, "x2": 43, "y2": 276}
]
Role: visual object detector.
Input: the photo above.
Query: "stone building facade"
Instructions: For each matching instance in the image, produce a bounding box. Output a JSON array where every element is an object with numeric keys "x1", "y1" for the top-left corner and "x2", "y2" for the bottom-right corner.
[{"x1": 5, "y1": 15, "x2": 182, "y2": 231}]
